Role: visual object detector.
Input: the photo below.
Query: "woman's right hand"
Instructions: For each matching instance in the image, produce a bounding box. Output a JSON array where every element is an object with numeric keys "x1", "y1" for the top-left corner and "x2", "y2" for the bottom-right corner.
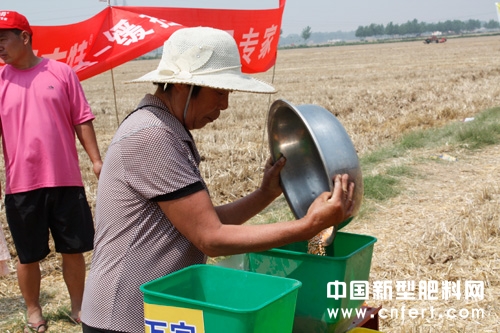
[{"x1": 303, "y1": 174, "x2": 355, "y2": 238}]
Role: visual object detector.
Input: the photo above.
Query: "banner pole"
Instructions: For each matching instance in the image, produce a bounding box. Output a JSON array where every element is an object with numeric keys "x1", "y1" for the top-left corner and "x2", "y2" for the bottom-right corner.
[
  {"x1": 103, "y1": 0, "x2": 120, "y2": 126},
  {"x1": 110, "y1": 68, "x2": 120, "y2": 126},
  {"x1": 260, "y1": 57, "x2": 278, "y2": 163}
]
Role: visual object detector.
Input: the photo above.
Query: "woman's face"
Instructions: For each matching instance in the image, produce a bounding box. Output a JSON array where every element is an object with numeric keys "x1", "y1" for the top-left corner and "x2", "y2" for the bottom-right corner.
[{"x1": 187, "y1": 87, "x2": 230, "y2": 130}]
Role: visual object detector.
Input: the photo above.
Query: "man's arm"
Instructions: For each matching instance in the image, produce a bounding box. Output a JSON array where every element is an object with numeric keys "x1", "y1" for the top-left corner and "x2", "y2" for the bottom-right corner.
[{"x1": 74, "y1": 120, "x2": 103, "y2": 179}]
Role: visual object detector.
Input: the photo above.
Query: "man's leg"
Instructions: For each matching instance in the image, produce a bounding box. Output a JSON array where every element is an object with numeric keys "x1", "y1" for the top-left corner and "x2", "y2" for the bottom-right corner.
[
  {"x1": 61, "y1": 253, "x2": 86, "y2": 321},
  {"x1": 17, "y1": 261, "x2": 46, "y2": 331}
]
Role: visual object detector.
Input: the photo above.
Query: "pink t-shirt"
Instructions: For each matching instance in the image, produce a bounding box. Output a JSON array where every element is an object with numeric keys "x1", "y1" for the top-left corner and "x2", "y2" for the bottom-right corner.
[{"x1": 0, "y1": 58, "x2": 95, "y2": 194}]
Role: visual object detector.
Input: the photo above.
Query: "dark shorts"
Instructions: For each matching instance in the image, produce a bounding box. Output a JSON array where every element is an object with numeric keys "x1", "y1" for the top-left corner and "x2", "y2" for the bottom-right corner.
[{"x1": 5, "y1": 187, "x2": 95, "y2": 264}]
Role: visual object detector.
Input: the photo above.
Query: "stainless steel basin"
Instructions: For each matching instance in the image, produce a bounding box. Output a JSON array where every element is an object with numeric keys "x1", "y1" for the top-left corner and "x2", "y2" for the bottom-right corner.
[{"x1": 267, "y1": 99, "x2": 363, "y2": 226}]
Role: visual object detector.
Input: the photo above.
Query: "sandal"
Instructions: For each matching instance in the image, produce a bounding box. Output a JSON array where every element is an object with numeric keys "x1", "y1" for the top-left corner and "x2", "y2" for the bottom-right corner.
[{"x1": 24, "y1": 319, "x2": 47, "y2": 333}]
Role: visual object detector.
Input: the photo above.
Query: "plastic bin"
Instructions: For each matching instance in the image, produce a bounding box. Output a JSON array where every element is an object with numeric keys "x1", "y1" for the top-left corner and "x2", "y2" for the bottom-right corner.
[
  {"x1": 140, "y1": 264, "x2": 302, "y2": 333},
  {"x1": 247, "y1": 232, "x2": 377, "y2": 333}
]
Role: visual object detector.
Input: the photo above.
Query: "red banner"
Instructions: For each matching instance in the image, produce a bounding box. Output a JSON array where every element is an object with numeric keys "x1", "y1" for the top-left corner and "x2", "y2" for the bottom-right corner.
[{"x1": 4, "y1": 1, "x2": 285, "y2": 81}]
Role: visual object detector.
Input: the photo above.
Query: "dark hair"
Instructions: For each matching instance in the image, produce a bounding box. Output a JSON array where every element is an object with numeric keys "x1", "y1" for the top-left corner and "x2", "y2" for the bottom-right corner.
[
  {"x1": 11, "y1": 28, "x2": 32, "y2": 43},
  {"x1": 153, "y1": 83, "x2": 202, "y2": 97}
]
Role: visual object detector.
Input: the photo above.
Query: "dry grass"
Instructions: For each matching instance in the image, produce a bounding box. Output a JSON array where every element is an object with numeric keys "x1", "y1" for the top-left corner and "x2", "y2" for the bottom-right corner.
[
  {"x1": 1, "y1": 35, "x2": 500, "y2": 332},
  {"x1": 345, "y1": 145, "x2": 500, "y2": 332}
]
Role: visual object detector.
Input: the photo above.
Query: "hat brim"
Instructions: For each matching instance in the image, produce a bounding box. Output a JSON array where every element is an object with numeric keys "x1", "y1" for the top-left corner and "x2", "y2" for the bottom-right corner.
[{"x1": 127, "y1": 68, "x2": 276, "y2": 94}]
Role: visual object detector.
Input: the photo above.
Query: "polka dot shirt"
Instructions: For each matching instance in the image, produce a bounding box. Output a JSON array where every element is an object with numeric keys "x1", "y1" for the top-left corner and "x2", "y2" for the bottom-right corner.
[{"x1": 81, "y1": 94, "x2": 207, "y2": 332}]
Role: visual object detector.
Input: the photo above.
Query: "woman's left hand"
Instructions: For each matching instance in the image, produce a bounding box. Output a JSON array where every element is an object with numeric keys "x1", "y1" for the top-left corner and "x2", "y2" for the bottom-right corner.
[{"x1": 259, "y1": 155, "x2": 286, "y2": 199}]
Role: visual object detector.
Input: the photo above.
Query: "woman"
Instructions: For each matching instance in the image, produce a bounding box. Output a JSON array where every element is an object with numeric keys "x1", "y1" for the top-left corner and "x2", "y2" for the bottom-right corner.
[{"x1": 81, "y1": 26, "x2": 355, "y2": 333}]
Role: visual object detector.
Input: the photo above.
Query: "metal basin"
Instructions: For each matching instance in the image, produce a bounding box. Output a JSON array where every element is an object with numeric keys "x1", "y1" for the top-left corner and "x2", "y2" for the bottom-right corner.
[{"x1": 267, "y1": 99, "x2": 363, "y2": 227}]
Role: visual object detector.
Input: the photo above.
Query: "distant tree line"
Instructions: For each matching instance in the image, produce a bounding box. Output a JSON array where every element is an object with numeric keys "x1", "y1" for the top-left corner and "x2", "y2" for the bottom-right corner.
[
  {"x1": 355, "y1": 19, "x2": 500, "y2": 37},
  {"x1": 279, "y1": 31, "x2": 357, "y2": 46}
]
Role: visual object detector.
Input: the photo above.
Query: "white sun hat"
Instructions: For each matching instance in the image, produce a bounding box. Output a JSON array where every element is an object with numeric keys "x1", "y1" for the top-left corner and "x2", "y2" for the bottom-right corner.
[{"x1": 129, "y1": 26, "x2": 276, "y2": 94}]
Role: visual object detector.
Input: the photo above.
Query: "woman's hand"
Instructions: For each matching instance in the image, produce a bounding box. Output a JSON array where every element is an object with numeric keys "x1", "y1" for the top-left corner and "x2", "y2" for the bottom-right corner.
[
  {"x1": 259, "y1": 155, "x2": 286, "y2": 199},
  {"x1": 303, "y1": 174, "x2": 355, "y2": 238}
]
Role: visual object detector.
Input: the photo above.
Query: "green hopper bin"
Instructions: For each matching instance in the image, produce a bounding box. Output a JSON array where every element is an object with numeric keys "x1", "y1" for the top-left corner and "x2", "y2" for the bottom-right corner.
[
  {"x1": 247, "y1": 232, "x2": 377, "y2": 333},
  {"x1": 141, "y1": 264, "x2": 302, "y2": 333}
]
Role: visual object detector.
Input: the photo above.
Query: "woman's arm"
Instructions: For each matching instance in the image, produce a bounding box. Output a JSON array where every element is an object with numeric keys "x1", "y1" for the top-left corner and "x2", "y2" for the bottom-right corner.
[
  {"x1": 214, "y1": 156, "x2": 285, "y2": 225},
  {"x1": 157, "y1": 173, "x2": 354, "y2": 257}
]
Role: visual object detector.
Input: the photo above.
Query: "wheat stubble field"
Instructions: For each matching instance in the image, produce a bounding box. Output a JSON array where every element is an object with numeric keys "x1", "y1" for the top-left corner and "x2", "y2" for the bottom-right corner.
[{"x1": 1, "y1": 35, "x2": 500, "y2": 332}]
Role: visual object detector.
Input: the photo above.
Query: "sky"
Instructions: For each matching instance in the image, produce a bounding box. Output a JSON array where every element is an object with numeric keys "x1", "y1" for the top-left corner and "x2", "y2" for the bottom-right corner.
[{"x1": 3, "y1": 0, "x2": 499, "y2": 35}]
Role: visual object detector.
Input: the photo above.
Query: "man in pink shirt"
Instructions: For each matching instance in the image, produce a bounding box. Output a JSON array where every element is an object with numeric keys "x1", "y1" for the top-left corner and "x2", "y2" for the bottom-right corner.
[{"x1": 0, "y1": 11, "x2": 102, "y2": 332}]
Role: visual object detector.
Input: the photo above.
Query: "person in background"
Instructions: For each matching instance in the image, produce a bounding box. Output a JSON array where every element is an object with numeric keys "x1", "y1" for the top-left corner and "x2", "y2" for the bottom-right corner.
[
  {"x1": 0, "y1": 11, "x2": 103, "y2": 333},
  {"x1": 81, "y1": 26, "x2": 355, "y2": 333}
]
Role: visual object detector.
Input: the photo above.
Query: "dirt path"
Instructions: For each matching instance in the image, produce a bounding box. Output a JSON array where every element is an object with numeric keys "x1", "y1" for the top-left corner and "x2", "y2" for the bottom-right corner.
[{"x1": 345, "y1": 144, "x2": 500, "y2": 332}]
